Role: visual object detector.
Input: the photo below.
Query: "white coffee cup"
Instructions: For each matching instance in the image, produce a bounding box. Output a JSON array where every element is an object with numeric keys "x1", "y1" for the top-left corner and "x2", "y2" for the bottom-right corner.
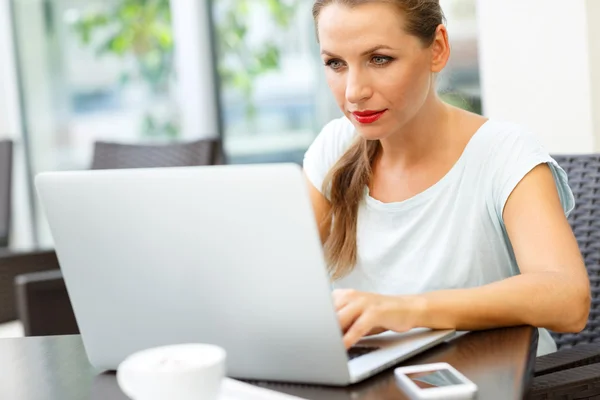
[{"x1": 116, "y1": 343, "x2": 226, "y2": 400}]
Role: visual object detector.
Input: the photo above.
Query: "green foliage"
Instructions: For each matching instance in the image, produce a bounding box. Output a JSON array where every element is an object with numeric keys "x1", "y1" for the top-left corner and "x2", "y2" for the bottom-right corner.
[
  {"x1": 73, "y1": 0, "x2": 173, "y2": 96},
  {"x1": 142, "y1": 114, "x2": 179, "y2": 138},
  {"x1": 72, "y1": 0, "x2": 176, "y2": 138},
  {"x1": 72, "y1": 0, "x2": 300, "y2": 135},
  {"x1": 440, "y1": 92, "x2": 481, "y2": 115},
  {"x1": 213, "y1": 0, "x2": 300, "y2": 119}
]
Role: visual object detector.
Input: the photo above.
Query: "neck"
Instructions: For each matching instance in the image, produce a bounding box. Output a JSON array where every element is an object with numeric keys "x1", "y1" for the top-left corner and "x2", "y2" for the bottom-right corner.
[{"x1": 378, "y1": 94, "x2": 454, "y2": 168}]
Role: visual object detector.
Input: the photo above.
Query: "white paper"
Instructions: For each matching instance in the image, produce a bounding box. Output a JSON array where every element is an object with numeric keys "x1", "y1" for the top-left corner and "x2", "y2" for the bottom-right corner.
[{"x1": 220, "y1": 378, "x2": 308, "y2": 400}]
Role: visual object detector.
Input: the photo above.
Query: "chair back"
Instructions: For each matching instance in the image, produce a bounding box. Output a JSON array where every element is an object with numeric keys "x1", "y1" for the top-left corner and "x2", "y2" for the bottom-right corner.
[
  {"x1": 90, "y1": 138, "x2": 225, "y2": 170},
  {"x1": 0, "y1": 140, "x2": 12, "y2": 248},
  {"x1": 551, "y1": 154, "x2": 600, "y2": 348}
]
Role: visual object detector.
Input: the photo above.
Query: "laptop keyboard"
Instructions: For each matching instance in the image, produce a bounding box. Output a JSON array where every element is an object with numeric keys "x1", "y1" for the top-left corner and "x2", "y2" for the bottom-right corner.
[{"x1": 347, "y1": 346, "x2": 380, "y2": 360}]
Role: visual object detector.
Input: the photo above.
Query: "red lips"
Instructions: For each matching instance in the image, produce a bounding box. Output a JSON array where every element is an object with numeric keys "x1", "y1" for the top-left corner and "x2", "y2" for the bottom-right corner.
[{"x1": 351, "y1": 110, "x2": 387, "y2": 124}]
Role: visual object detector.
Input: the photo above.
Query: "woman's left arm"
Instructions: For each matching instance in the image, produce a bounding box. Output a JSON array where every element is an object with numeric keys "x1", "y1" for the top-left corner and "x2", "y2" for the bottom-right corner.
[{"x1": 337, "y1": 164, "x2": 591, "y2": 349}]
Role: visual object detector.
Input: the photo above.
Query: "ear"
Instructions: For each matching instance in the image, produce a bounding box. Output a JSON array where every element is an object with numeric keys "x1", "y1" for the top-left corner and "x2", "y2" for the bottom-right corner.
[{"x1": 430, "y1": 24, "x2": 450, "y2": 73}]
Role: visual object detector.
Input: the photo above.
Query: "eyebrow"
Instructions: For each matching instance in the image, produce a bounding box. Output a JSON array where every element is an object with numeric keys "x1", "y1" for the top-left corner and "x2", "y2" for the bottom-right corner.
[{"x1": 321, "y1": 44, "x2": 394, "y2": 58}]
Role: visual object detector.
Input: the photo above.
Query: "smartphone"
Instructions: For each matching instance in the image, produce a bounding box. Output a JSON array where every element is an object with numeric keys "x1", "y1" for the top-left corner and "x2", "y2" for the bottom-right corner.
[{"x1": 394, "y1": 362, "x2": 477, "y2": 399}]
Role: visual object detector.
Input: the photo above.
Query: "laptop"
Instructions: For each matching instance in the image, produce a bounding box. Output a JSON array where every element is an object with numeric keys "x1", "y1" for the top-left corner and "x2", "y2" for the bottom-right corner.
[{"x1": 35, "y1": 163, "x2": 455, "y2": 386}]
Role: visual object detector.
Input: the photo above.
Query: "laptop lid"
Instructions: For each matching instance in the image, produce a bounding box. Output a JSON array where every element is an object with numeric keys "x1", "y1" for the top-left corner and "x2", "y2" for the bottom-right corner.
[{"x1": 35, "y1": 164, "x2": 353, "y2": 385}]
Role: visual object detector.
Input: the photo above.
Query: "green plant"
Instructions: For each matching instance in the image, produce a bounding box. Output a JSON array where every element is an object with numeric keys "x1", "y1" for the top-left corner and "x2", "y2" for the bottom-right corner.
[
  {"x1": 213, "y1": 0, "x2": 301, "y2": 121},
  {"x1": 73, "y1": 0, "x2": 300, "y2": 136},
  {"x1": 73, "y1": 0, "x2": 178, "y2": 138},
  {"x1": 439, "y1": 92, "x2": 481, "y2": 115}
]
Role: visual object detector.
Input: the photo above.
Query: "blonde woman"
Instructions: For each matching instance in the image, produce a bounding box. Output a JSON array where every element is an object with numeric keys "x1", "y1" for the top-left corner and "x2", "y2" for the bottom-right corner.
[{"x1": 304, "y1": 0, "x2": 590, "y2": 356}]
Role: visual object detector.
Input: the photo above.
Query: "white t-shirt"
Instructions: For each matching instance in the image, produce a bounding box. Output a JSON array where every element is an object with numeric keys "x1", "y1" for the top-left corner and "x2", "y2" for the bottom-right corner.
[{"x1": 303, "y1": 116, "x2": 575, "y2": 356}]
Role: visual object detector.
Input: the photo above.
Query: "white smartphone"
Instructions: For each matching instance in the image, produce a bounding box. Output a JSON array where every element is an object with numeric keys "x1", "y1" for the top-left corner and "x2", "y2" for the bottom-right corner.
[{"x1": 394, "y1": 362, "x2": 477, "y2": 399}]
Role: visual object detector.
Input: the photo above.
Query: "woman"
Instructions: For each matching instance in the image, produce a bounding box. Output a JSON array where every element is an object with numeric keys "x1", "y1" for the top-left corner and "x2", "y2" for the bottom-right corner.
[{"x1": 304, "y1": 0, "x2": 590, "y2": 356}]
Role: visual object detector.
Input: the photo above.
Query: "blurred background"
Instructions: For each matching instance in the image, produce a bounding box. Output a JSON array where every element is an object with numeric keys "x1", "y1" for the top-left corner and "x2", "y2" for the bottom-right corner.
[{"x1": 1, "y1": 0, "x2": 599, "y2": 250}]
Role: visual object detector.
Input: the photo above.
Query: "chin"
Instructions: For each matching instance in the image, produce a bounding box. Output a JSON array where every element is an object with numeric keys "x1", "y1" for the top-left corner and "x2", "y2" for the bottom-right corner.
[{"x1": 352, "y1": 124, "x2": 390, "y2": 141}]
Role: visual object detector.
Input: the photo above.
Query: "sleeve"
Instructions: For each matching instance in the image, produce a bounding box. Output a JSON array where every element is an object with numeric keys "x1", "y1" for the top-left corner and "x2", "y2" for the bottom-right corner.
[
  {"x1": 490, "y1": 124, "x2": 575, "y2": 220},
  {"x1": 303, "y1": 116, "x2": 357, "y2": 199}
]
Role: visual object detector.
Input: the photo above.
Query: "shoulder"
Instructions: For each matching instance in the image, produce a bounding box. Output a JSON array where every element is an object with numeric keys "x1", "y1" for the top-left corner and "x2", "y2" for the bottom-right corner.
[
  {"x1": 463, "y1": 119, "x2": 553, "y2": 177},
  {"x1": 471, "y1": 119, "x2": 556, "y2": 177},
  {"x1": 472, "y1": 119, "x2": 574, "y2": 218},
  {"x1": 303, "y1": 116, "x2": 358, "y2": 193},
  {"x1": 473, "y1": 119, "x2": 546, "y2": 157}
]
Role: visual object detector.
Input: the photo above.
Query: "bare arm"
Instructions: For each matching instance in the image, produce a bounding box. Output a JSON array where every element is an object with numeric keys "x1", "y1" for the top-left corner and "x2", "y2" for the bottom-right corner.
[
  {"x1": 336, "y1": 164, "x2": 591, "y2": 348},
  {"x1": 305, "y1": 174, "x2": 332, "y2": 245},
  {"x1": 415, "y1": 163, "x2": 590, "y2": 332}
]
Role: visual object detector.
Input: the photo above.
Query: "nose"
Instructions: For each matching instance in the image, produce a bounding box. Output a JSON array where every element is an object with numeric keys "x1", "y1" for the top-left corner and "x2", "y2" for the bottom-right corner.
[{"x1": 345, "y1": 68, "x2": 373, "y2": 105}]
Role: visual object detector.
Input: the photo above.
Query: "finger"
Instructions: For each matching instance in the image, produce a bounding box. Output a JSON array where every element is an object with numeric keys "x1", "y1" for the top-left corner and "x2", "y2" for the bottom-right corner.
[
  {"x1": 337, "y1": 303, "x2": 362, "y2": 333},
  {"x1": 365, "y1": 327, "x2": 387, "y2": 336},
  {"x1": 343, "y1": 312, "x2": 375, "y2": 349},
  {"x1": 332, "y1": 289, "x2": 356, "y2": 310}
]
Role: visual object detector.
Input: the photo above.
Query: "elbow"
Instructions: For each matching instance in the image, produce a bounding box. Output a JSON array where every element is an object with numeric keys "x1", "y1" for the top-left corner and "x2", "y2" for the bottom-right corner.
[
  {"x1": 572, "y1": 290, "x2": 591, "y2": 332},
  {"x1": 552, "y1": 288, "x2": 591, "y2": 333}
]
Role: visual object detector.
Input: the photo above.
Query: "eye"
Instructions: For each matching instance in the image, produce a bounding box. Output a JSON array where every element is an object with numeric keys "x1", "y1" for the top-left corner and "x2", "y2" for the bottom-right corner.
[
  {"x1": 371, "y1": 55, "x2": 393, "y2": 66},
  {"x1": 324, "y1": 59, "x2": 345, "y2": 70}
]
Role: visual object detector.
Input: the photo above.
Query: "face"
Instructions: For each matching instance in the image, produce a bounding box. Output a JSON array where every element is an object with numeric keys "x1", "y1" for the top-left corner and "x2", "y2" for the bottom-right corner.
[{"x1": 317, "y1": 2, "x2": 447, "y2": 140}]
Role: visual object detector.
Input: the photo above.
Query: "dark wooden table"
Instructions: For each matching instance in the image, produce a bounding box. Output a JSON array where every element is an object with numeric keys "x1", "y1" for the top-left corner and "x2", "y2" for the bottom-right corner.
[{"x1": 0, "y1": 326, "x2": 537, "y2": 400}]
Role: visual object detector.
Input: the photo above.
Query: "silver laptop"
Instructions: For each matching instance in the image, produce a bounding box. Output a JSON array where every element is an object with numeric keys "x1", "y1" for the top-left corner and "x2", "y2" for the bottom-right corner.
[{"x1": 35, "y1": 163, "x2": 454, "y2": 386}]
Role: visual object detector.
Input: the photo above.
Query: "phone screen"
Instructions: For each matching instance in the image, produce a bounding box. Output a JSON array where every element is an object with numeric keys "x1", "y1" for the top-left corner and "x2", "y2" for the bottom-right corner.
[{"x1": 405, "y1": 368, "x2": 465, "y2": 390}]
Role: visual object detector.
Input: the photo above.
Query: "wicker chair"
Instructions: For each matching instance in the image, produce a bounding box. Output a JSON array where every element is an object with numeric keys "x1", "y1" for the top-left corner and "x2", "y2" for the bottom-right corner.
[
  {"x1": 90, "y1": 138, "x2": 225, "y2": 169},
  {"x1": 528, "y1": 154, "x2": 600, "y2": 399},
  {"x1": 0, "y1": 140, "x2": 12, "y2": 248},
  {"x1": 0, "y1": 250, "x2": 59, "y2": 324},
  {"x1": 13, "y1": 138, "x2": 224, "y2": 336}
]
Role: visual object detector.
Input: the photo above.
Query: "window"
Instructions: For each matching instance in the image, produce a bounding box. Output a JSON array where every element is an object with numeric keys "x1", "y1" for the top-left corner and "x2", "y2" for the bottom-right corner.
[
  {"x1": 438, "y1": 0, "x2": 481, "y2": 114},
  {"x1": 211, "y1": 0, "x2": 336, "y2": 164},
  {"x1": 12, "y1": 0, "x2": 178, "y2": 172},
  {"x1": 11, "y1": 0, "x2": 177, "y2": 245}
]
